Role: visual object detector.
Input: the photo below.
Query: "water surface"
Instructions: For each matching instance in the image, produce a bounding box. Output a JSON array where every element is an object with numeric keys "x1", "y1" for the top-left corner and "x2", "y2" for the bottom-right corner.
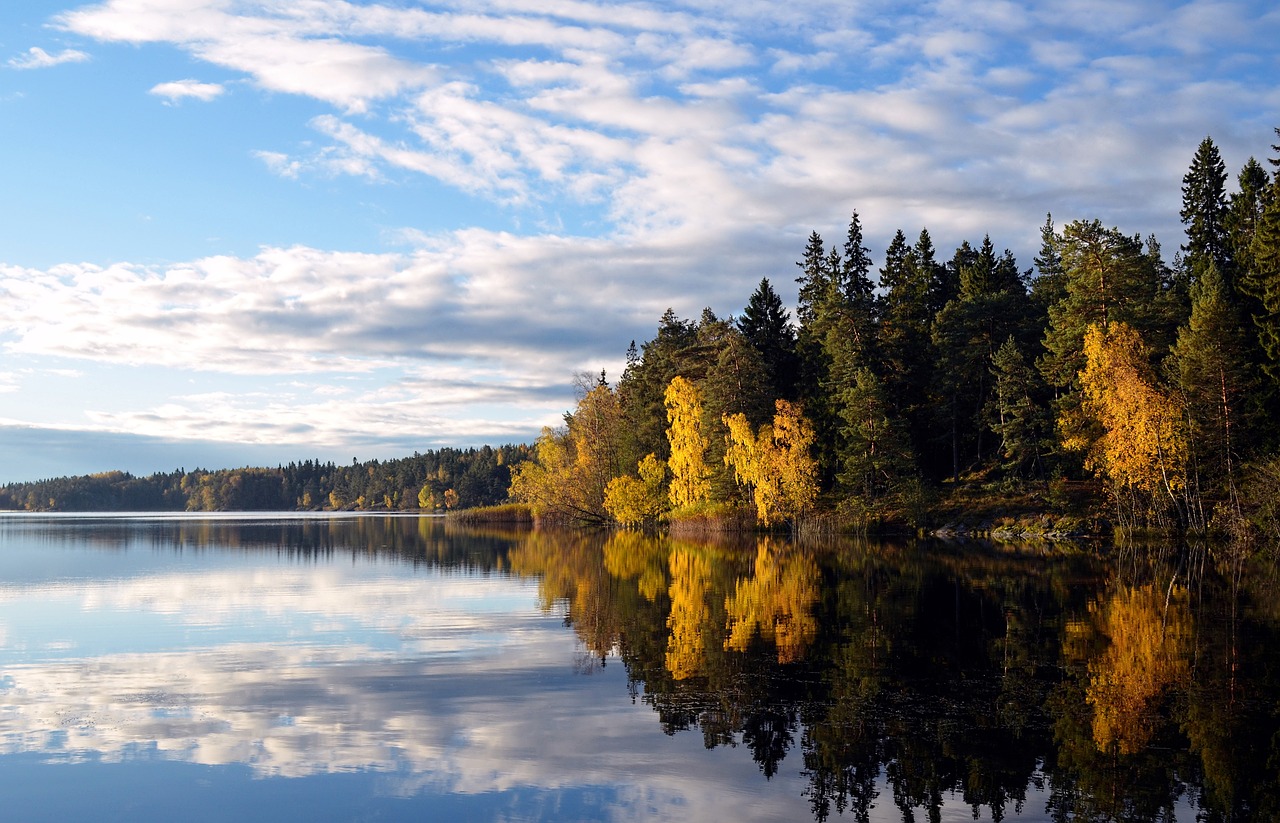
[{"x1": 0, "y1": 514, "x2": 1276, "y2": 822}]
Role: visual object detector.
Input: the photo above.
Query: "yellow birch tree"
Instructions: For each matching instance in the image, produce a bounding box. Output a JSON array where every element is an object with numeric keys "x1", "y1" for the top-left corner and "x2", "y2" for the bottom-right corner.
[
  {"x1": 1072, "y1": 322, "x2": 1187, "y2": 516},
  {"x1": 724, "y1": 400, "x2": 819, "y2": 526},
  {"x1": 664, "y1": 376, "x2": 712, "y2": 509},
  {"x1": 603, "y1": 453, "x2": 666, "y2": 526}
]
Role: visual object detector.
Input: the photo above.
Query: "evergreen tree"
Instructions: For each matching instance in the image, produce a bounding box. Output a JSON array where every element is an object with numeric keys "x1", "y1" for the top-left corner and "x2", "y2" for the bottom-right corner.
[
  {"x1": 877, "y1": 229, "x2": 930, "y2": 422},
  {"x1": 931, "y1": 238, "x2": 1034, "y2": 480},
  {"x1": 1226, "y1": 157, "x2": 1271, "y2": 297},
  {"x1": 616, "y1": 308, "x2": 698, "y2": 463},
  {"x1": 1039, "y1": 219, "x2": 1166, "y2": 393},
  {"x1": 836, "y1": 367, "x2": 915, "y2": 508},
  {"x1": 837, "y1": 210, "x2": 879, "y2": 359},
  {"x1": 796, "y1": 230, "x2": 830, "y2": 327},
  {"x1": 1168, "y1": 262, "x2": 1258, "y2": 514},
  {"x1": 1246, "y1": 175, "x2": 1280, "y2": 382},
  {"x1": 990, "y1": 337, "x2": 1052, "y2": 478},
  {"x1": 738, "y1": 277, "x2": 797, "y2": 403},
  {"x1": 1180, "y1": 136, "x2": 1232, "y2": 283},
  {"x1": 1030, "y1": 214, "x2": 1067, "y2": 317}
]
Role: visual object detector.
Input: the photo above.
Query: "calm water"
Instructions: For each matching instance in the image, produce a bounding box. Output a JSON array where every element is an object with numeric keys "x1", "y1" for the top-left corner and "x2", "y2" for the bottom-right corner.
[{"x1": 0, "y1": 514, "x2": 1276, "y2": 822}]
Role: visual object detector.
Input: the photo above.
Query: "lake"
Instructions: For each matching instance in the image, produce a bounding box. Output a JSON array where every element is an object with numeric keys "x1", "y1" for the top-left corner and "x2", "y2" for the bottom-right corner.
[{"x1": 0, "y1": 513, "x2": 1276, "y2": 822}]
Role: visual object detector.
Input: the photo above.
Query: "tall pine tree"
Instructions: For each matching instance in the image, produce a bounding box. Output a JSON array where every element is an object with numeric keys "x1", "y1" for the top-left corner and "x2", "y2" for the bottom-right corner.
[{"x1": 1180, "y1": 136, "x2": 1232, "y2": 283}]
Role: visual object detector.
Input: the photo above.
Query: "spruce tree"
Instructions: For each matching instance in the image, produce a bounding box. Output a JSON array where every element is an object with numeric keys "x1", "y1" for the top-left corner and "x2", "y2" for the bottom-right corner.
[
  {"x1": 990, "y1": 337, "x2": 1052, "y2": 478},
  {"x1": 1030, "y1": 214, "x2": 1067, "y2": 317},
  {"x1": 837, "y1": 367, "x2": 915, "y2": 508},
  {"x1": 795, "y1": 230, "x2": 829, "y2": 327},
  {"x1": 1180, "y1": 136, "x2": 1231, "y2": 283},
  {"x1": 1227, "y1": 158, "x2": 1270, "y2": 296},
  {"x1": 1248, "y1": 177, "x2": 1280, "y2": 382},
  {"x1": 1169, "y1": 262, "x2": 1258, "y2": 512},
  {"x1": 738, "y1": 277, "x2": 797, "y2": 405}
]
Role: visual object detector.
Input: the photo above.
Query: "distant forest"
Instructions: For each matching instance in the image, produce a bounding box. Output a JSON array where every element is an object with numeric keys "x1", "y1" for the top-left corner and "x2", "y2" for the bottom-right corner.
[
  {"x1": 0, "y1": 446, "x2": 530, "y2": 512},
  {"x1": 511, "y1": 129, "x2": 1280, "y2": 535}
]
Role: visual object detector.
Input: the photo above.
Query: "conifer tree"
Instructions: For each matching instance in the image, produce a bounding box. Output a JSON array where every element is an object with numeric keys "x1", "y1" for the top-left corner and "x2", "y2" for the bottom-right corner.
[
  {"x1": 1039, "y1": 219, "x2": 1166, "y2": 393},
  {"x1": 837, "y1": 210, "x2": 879, "y2": 360},
  {"x1": 931, "y1": 237, "x2": 1033, "y2": 480},
  {"x1": 836, "y1": 367, "x2": 916, "y2": 507},
  {"x1": 990, "y1": 337, "x2": 1051, "y2": 477},
  {"x1": 1030, "y1": 214, "x2": 1067, "y2": 316},
  {"x1": 1169, "y1": 262, "x2": 1258, "y2": 514},
  {"x1": 1227, "y1": 158, "x2": 1271, "y2": 297},
  {"x1": 795, "y1": 230, "x2": 830, "y2": 327},
  {"x1": 1246, "y1": 176, "x2": 1280, "y2": 382},
  {"x1": 1180, "y1": 136, "x2": 1232, "y2": 282},
  {"x1": 738, "y1": 277, "x2": 797, "y2": 404}
]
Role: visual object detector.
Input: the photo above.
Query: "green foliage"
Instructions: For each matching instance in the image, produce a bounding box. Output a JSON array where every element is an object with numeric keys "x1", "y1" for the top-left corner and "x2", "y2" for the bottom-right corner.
[
  {"x1": 1180, "y1": 136, "x2": 1232, "y2": 280},
  {"x1": 0, "y1": 446, "x2": 528, "y2": 513}
]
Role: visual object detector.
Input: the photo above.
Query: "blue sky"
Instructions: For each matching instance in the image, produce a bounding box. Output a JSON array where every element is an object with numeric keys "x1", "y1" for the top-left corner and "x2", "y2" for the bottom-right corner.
[{"x1": 0, "y1": 0, "x2": 1277, "y2": 483}]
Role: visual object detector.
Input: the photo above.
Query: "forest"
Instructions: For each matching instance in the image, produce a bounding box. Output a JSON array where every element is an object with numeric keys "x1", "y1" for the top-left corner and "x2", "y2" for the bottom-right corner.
[
  {"x1": 6, "y1": 129, "x2": 1280, "y2": 537},
  {"x1": 510, "y1": 129, "x2": 1280, "y2": 537},
  {"x1": 0, "y1": 445, "x2": 528, "y2": 513}
]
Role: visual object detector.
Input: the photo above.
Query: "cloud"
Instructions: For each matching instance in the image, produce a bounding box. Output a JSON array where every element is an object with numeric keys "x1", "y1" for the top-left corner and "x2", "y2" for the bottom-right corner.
[
  {"x1": 7, "y1": 46, "x2": 90, "y2": 69},
  {"x1": 149, "y1": 78, "x2": 225, "y2": 103},
  {"x1": 0, "y1": 562, "x2": 815, "y2": 823},
  {"x1": 7, "y1": 0, "x2": 1275, "y2": 480}
]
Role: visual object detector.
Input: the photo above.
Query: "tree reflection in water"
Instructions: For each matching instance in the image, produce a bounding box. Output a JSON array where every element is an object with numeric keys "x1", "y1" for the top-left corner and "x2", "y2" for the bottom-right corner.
[{"x1": 508, "y1": 526, "x2": 1280, "y2": 823}]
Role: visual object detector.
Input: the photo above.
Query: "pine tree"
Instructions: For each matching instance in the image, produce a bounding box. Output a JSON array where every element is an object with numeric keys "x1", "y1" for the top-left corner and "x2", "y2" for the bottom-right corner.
[
  {"x1": 1227, "y1": 157, "x2": 1270, "y2": 296},
  {"x1": 990, "y1": 337, "x2": 1052, "y2": 477},
  {"x1": 1180, "y1": 136, "x2": 1231, "y2": 282},
  {"x1": 1039, "y1": 219, "x2": 1165, "y2": 393},
  {"x1": 1169, "y1": 262, "x2": 1258, "y2": 514},
  {"x1": 738, "y1": 277, "x2": 797, "y2": 404},
  {"x1": 836, "y1": 367, "x2": 915, "y2": 507}
]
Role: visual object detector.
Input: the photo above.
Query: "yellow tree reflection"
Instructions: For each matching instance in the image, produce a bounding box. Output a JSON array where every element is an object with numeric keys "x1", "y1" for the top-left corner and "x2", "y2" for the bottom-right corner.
[
  {"x1": 1085, "y1": 584, "x2": 1191, "y2": 755},
  {"x1": 724, "y1": 539, "x2": 819, "y2": 664},
  {"x1": 666, "y1": 546, "x2": 713, "y2": 680},
  {"x1": 602, "y1": 530, "x2": 669, "y2": 602}
]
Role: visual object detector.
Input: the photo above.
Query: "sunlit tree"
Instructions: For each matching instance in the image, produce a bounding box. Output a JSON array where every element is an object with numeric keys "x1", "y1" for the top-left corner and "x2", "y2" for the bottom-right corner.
[
  {"x1": 665, "y1": 376, "x2": 713, "y2": 509},
  {"x1": 603, "y1": 453, "x2": 667, "y2": 526},
  {"x1": 1072, "y1": 322, "x2": 1188, "y2": 521},
  {"x1": 724, "y1": 400, "x2": 819, "y2": 526}
]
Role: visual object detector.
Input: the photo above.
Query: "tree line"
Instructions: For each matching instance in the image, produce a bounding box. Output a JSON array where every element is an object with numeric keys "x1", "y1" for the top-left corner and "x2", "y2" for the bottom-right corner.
[
  {"x1": 0, "y1": 445, "x2": 530, "y2": 512},
  {"x1": 512, "y1": 128, "x2": 1280, "y2": 534}
]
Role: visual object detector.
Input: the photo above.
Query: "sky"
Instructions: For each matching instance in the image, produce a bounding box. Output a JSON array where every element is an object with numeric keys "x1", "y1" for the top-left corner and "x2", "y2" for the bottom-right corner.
[{"x1": 0, "y1": 0, "x2": 1277, "y2": 483}]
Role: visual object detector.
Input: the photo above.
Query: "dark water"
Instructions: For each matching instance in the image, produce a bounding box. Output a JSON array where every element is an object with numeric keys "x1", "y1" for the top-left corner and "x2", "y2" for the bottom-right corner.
[{"x1": 0, "y1": 514, "x2": 1276, "y2": 822}]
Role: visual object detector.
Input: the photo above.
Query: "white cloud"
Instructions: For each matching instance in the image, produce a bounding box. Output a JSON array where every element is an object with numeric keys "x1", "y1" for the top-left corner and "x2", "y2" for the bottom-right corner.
[
  {"x1": 7, "y1": 46, "x2": 90, "y2": 70},
  {"x1": 6, "y1": 0, "x2": 1274, "y2": 471},
  {"x1": 149, "y1": 78, "x2": 225, "y2": 103}
]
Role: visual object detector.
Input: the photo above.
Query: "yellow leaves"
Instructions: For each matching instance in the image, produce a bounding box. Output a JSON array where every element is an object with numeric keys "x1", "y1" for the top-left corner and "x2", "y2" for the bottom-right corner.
[
  {"x1": 510, "y1": 383, "x2": 627, "y2": 523},
  {"x1": 723, "y1": 400, "x2": 819, "y2": 526},
  {"x1": 1072, "y1": 323, "x2": 1187, "y2": 498},
  {"x1": 604, "y1": 453, "x2": 667, "y2": 526},
  {"x1": 1085, "y1": 585, "x2": 1192, "y2": 755},
  {"x1": 664, "y1": 376, "x2": 712, "y2": 508},
  {"x1": 666, "y1": 546, "x2": 713, "y2": 680},
  {"x1": 724, "y1": 540, "x2": 819, "y2": 664}
]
